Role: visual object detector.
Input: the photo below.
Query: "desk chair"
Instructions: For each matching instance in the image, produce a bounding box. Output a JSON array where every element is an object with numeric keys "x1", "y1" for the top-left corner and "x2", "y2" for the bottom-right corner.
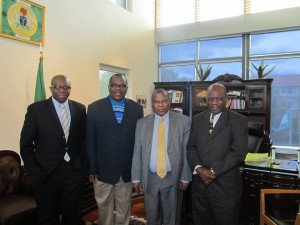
[
  {"x1": 260, "y1": 189, "x2": 300, "y2": 225},
  {"x1": 248, "y1": 122, "x2": 265, "y2": 153}
]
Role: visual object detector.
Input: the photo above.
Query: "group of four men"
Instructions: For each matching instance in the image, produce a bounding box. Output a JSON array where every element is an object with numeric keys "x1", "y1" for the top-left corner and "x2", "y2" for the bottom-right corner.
[{"x1": 20, "y1": 73, "x2": 248, "y2": 225}]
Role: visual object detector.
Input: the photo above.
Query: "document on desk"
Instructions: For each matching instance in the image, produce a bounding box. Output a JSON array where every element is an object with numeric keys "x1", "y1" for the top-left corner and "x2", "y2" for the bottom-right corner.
[
  {"x1": 245, "y1": 153, "x2": 271, "y2": 167},
  {"x1": 273, "y1": 159, "x2": 298, "y2": 171}
]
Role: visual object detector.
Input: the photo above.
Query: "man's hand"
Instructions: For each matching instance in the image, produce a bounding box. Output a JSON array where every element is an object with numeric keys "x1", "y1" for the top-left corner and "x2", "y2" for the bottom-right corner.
[
  {"x1": 133, "y1": 182, "x2": 143, "y2": 193},
  {"x1": 89, "y1": 175, "x2": 97, "y2": 184},
  {"x1": 179, "y1": 181, "x2": 189, "y2": 191},
  {"x1": 196, "y1": 167, "x2": 216, "y2": 184}
]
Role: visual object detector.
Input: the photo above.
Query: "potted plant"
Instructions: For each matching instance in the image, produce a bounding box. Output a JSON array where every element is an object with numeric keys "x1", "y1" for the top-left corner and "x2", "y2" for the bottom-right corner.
[
  {"x1": 195, "y1": 64, "x2": 212, "y2": 81},
  {"x1": 249, "y1": 59, "x2": 277, "y2": 79}
]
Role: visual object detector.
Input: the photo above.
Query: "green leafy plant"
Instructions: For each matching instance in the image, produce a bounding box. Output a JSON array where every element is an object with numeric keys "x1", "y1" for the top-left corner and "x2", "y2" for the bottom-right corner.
[
  {"x1": 195, "y1": 65, "x2": 212, "y2": 81},
  {"x1": 249, "y1": 59, "x2": 277, "y2": 79}
]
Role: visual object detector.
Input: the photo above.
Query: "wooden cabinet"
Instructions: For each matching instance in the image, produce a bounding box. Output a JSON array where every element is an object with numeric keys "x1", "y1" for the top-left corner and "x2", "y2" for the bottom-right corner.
[
  {"x1": 153, "y1": 81, "x2": 191, "y2": 117},
  {"x1": 191, "y1": 76, "x2": 273, "y2": 134},
  {"x1": 239, "y1": 167, "x2": 300, "y2": 225},
  {"x1": 154, "y1": 74, "x2": 273, "y2": 134}
]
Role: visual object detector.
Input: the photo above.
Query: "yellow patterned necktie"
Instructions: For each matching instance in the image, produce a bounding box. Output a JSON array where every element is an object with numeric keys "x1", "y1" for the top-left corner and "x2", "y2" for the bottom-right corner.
[{"x1": 157, "y1": 118, "x2": 167, "y2": 179}]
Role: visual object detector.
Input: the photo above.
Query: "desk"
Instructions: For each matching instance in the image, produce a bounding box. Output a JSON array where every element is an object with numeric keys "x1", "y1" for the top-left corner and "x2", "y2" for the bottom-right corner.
[{"x1": 239, "y1": 165, "x2": 300, "y2": 225}]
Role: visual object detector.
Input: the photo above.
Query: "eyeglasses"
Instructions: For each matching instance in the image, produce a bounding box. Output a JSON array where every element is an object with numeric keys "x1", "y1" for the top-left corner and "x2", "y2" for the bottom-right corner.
[
  {"x1": 109, "y1": 83, "x2": 127, "y2": 89},
  {"x1": 207, "y1": 97, "x2": 224, "y2": 102},
  {"x1": 50, "y1": 85, "x2": 71, "y2": 91},
  {"x1": 152, "y1": 99, "x2": 169, "y2": 105}
]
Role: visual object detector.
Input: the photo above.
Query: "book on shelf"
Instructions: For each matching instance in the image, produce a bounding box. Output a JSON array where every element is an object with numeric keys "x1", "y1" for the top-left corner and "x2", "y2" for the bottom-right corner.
[
  {"x1": 167, "y1": 90, "x2": 173, "y2": 102},
  {"x1": 227, "y1": 91, "x2": 246, "y2": 110},
  {"x1": 227, "y1": 91, "x2": 241, "y2": 97},
  {"x1": 197, "y1": 90, "x2": 207, "y2": 107},
  {"x1": 172, "y1": 90, "x2": 183, "y2": 103},
  {"x1": 166, "y1": 90, "x2": 183, "y2": 103},
  {"x1": 171, "y1": 108, "x2": 183, "y2": 114}
]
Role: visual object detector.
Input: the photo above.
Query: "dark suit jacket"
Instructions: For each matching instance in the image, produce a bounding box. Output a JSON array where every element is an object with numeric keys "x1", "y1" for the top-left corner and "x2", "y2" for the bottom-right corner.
[
  {"x1": 20, "y1": 97, "x2": 87, "y2": 177},
  {"x1": 187, "y1": 109, "x2": 248, "y2": 202},
  {"x1": 86, "y1": 97, "x2": 143, "y2": 185}
]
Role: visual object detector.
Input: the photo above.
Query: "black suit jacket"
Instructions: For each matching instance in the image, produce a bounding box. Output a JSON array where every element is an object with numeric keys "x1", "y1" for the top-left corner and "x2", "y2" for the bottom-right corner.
[
  {"x1": 187, "y1": 109, "x2": 248, "y2": 202},
  {"x1": 20, "y1": 97, "x2": 87, "y2": 177},
  {"x1": 86, "y1": 97, "x2": 143, "y2": 185}
]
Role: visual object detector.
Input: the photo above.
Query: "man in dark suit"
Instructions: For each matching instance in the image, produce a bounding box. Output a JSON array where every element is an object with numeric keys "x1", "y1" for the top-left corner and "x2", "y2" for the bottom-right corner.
[
  {"x1": 187, "y1": 83, "x2": 248, "y2": 225},
  {"x1": 20, "y1": 75, "x2": 87, "y2": 225},
  {"x1": 132, "y1": 89, "x2": 192, "y2": 225},
  {"x1": 86, "y1": 74, "x2": 143, "y2": 225}
]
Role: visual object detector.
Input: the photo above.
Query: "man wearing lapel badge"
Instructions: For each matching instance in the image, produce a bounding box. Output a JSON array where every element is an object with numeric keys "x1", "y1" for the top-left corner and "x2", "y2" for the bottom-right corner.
[
  {"x1": 20, "y1": 75, "x2": 87, "y2": 225},
  {"x1": 86, "y1": 74, "x2": 144, "y2": 225},
  {"x1": 187, "y1": 83, "x2": 248, "y2": 225},
  {"x1": 131, "y1": 89, "x2": 192, "y2": 225}
]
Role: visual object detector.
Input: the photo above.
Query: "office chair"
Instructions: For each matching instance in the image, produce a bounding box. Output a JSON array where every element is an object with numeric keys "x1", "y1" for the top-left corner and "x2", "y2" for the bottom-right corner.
[
  {"x1": 248, "y1": 122, "x2": 266, "y2": 153},
  {"x1": 260, "y1": 189, "x2": 300, "y2": 225}
]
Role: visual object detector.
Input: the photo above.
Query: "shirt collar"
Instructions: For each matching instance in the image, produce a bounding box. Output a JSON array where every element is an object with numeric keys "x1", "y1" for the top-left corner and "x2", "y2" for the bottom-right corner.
[
  {"x1": 155, "y1": 111, "x2": 169, "y2": 121},
  {"x1": 52, "y1": 97, "x2": 69, "y2": 108},
  {"x1": 109, "y1": 96, "x2": 125, "y2": 105}
]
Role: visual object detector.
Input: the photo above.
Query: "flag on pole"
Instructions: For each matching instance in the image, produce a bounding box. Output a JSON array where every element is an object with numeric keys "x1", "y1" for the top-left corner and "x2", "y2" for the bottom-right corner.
[{"x1": 34, "y1": 50, "x2": 46, "y2": 102}]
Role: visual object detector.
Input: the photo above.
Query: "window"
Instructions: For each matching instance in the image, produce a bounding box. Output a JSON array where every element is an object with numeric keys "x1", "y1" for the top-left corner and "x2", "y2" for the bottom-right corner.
[
  {"x1": 160, "y1": 65, "x2": 195, "y2": 82},
  {"x1": 155, "y1": 0, "x2": 300, "y2": 27},
  {"x1": 200, "y1": 37, "x2": 242, "y2": 59},
  {"x1": 160, "y1": 42, "x2": 197, "y2": 63},
  {"x1": 159, "y1": 36, "x2": 243, "y2": 81},
  {"x1": 197, "y1": 0, "x2": 243, "y2": 22},
  {"x1": 251, "y1": 30, "x2": 300, "y2": 55},
  {"x1": 246, "y1": 0, "x2": 300, "y2": 14},
  {"x1": 99, "y1": 64, "x2": 129, "y2": 98},
  {"x1": 249, "y1": 30, "x2": 300, "y2": 147},
  {"x1": 156, "y1": 0, "x2": 196, "y2": 28},
  {"x1": 158, "y1": 29, "x2": 300, "y2": 147},
  {"x1": 109, "y1": 0, "x2": 130, "y2": 10}
]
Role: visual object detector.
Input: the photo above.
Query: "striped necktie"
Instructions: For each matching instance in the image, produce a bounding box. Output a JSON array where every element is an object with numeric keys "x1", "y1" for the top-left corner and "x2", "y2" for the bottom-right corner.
[
  {"x1": 59, "y1": 104, "x2": 69, "y2": 141},
  {"x1": 209, "y1": 114, "x2": 215, "y2": 135},
  {"x1": 157, "y1": 118, "x2": 167, "y2": 179}
]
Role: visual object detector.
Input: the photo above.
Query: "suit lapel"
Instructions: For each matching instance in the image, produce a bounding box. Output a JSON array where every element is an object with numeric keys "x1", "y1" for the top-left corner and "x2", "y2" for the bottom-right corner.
[
  {"x1": 68, "y1": 100, "x2": 75, "y2": 142},
  {"x1": 46, "y1": 98, "x2": 65, "y2": 137},
  {"x1": 104, "y1": 97, "x2": 119, "y2": 125},
  {"x1": 122, "y1": 99, "x2": 130, "y2": 125},
  {"x1": 147, "y1": 114, "x2": 155, "y2": 147},
  {"x1": 210, "y1": 109, "x2": 228, "y2": 138},
  {"x1": 167, "y1": 112, "x2": 176, "y2": 149}
]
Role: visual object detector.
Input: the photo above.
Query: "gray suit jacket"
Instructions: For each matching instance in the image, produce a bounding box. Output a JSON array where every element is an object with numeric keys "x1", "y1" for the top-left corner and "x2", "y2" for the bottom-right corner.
[{"x1": 131, "y1": 111, "x2": 192, "y2": 193}]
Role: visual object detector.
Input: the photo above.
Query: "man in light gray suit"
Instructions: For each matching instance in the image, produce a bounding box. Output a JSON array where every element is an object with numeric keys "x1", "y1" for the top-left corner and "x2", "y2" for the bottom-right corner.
[{"x1": 131, "y1": 89, "x2": 192, "y2": 225}]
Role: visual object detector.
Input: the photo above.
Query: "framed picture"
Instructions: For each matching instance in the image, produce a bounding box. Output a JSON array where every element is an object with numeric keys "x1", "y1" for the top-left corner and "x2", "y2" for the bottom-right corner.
[
  {"x1": 136, "y1": 95, "x2": 147, "y2": 108},
  {"x1": 0, "y1": 0, "x2": 45, "y2": 46}
]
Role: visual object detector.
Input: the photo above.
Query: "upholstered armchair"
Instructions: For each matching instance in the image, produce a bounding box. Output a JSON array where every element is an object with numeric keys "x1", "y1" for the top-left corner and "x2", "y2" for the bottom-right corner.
[{"x1": 0, "y1": 150, "x2": 38, "y2": 225}]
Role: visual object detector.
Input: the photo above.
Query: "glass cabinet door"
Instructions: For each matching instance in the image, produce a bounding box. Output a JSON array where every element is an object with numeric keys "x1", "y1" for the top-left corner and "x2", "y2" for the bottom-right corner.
[{"x1": 246, "y1": 85, "x2": 266, "y2": 110}]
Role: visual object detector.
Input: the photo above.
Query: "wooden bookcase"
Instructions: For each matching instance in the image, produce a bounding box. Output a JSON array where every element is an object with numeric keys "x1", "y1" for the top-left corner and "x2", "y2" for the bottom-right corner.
[
  {"x1": 153, "y1": 81, "x2": 191, "y2": 117},
  {"x1": 154, "y1": 75, "x2": 276, "y2": 225},
  {"x1": 154, "y1": 74, "x2": 273, "y2": 135}
]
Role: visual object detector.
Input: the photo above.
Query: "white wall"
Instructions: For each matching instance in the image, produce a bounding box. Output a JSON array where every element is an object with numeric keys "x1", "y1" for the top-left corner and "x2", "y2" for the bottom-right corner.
[{"x1": 0, "y1": 0, "x2": 156, "y2": 152}]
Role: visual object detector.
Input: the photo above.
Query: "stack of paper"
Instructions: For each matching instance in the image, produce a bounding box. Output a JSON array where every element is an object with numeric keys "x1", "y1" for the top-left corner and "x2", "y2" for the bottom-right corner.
[{"x1": 245, "y1": 153, "x2": 271, "y2": 167}]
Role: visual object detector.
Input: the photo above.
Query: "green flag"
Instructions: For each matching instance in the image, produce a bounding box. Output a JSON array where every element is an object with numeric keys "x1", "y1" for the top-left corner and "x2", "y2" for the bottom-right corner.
[{"x1": 34, "y1": 56, "x2": 46, "y2": 102}]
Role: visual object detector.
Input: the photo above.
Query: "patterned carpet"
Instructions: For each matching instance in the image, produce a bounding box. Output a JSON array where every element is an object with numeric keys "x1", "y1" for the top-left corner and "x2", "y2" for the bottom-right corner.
[{"x1": 92, "y1": 216, "x2": 147, "y2": 225}]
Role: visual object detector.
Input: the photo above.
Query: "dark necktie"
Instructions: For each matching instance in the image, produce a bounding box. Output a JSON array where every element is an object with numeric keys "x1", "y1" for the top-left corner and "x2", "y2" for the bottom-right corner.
[{"x1": 209, "y1": 114, "x2": 215, "y2": 135}]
